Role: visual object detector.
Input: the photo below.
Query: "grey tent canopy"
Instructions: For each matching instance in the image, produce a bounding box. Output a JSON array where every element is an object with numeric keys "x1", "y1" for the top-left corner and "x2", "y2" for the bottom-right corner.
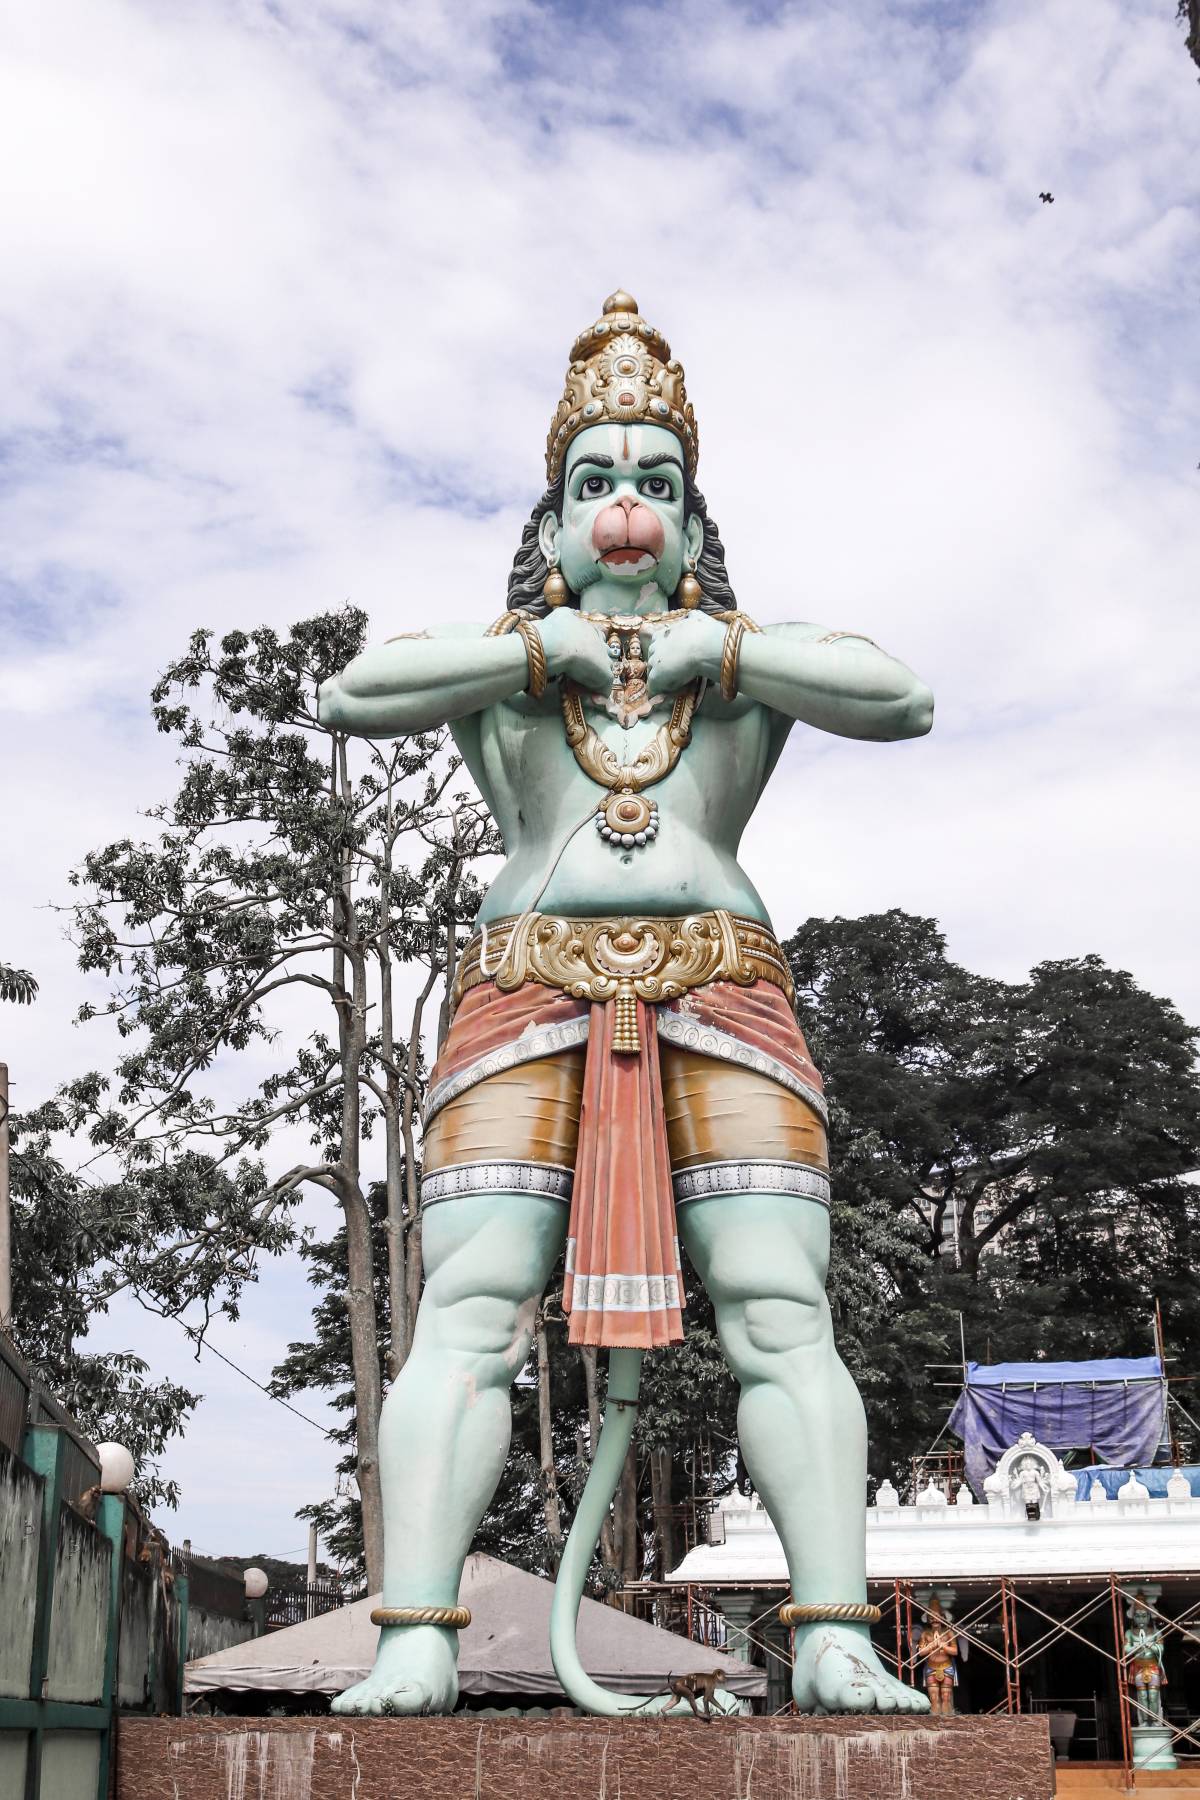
[{"x1": 185, "y1": 1552, "x2": 766, "y2": 1701}]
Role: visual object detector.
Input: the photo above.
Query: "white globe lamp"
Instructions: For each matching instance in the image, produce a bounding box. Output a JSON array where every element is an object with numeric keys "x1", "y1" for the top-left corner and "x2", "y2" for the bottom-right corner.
[{"x1": 96, "y1": 1443, "x2": 136, "y2": 1495}]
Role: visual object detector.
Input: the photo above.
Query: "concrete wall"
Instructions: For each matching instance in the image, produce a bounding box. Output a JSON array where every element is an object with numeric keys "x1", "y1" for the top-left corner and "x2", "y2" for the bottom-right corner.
[
  {"x1": 0, "y1": 1733, "x2": 29, "y2": 1800},
  {"x1": 117, "y1": 1715, "x2": 1056, "y2": 1800},
  {"x1": 40, "y1": 1732, "x2": 101, "y2": 1800},
  {"x1": 47, "y1": 1506, "x2": 111, "y2": 1703},
  {"x1": 186, "y1": 1606, "x2": 255, "y2": 1665},
  {"x1": 117, "y1": 1561, "x2": 156, "y2": 1710},
  {"x1": 0, "y1": 1443, "x2": 41, "y2": 1699}
]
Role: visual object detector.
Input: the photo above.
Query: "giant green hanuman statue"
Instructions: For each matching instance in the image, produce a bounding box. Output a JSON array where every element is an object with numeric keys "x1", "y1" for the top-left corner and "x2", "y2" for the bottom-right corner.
[{"x1": 319, "y1": 291, "x2": 934, "y2": 1718}]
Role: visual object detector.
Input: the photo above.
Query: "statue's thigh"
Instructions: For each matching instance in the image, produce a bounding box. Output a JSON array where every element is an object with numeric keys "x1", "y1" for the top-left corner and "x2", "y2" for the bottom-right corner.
[
  {"x1": 677, "y1": 1190, "x2": 831, "y2": 1310},
  {"x1": 419, "y1": 1050, "x2": 584, "y2": 1313},
  {"x1": 423, "y1": 1050, "x2": 585, "y2": 1173},
  {"x1": 420, "y1": 1190, "x2": 569, "y2": 1318},
  {"x1": 659, "y1": 1048, "x2": 828, "y2": 1173},
  {"x1": 662, "y1": 1049, "x2": 832, "y2": 1302}
]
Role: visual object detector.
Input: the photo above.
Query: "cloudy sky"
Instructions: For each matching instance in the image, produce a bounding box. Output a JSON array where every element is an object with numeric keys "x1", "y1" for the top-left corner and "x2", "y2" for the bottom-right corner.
[{"x1": 2, "y1": 0, "x2": 1198, "y2": 1563}]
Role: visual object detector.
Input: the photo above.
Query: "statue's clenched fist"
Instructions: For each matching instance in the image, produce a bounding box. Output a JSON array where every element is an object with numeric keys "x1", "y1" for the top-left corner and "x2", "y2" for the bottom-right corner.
[
  {"x1": 537, "y1": 609, "x2": 614, "y2": 691},
  {"x1": 645, "y1": 611, "x2": 726, "y2": 695}
]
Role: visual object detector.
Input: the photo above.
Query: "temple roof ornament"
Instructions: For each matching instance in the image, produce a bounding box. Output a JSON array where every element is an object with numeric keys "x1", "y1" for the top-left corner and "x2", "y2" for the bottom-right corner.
[
  {"x1": 984, "y1": 1432, "x2": 1077, "y2": 1520},
  {"x1": 665, "y1": 1432, "x2": 1200, "y2": 1586}
]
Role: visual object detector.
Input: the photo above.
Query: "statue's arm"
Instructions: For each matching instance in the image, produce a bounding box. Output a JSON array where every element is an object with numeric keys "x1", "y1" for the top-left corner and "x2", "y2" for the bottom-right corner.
[
  {"x1": 317, "y1": 623, "x2": 526, "y2": 737},
  {"x1": 318, "y1": 612, "x2": 614, "y2": 738},
  {"x1": 737, "y1": 621, "x2": 933, "y2": 742}
]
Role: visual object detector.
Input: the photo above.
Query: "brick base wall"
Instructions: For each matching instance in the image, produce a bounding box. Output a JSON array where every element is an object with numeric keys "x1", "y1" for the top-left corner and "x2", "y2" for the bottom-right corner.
[{"x1": 117, "y1": 1713, "x2": 1053, "y2": 1800}]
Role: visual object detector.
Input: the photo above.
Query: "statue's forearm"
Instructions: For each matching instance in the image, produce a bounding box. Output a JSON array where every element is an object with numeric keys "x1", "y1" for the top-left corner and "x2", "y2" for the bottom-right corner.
[
  {"x1": 318, "y1": 635, "x2": 528, "y2": 736},
  {"x1": 734, "y1": 632, "x2": 934, "y2": 742}
]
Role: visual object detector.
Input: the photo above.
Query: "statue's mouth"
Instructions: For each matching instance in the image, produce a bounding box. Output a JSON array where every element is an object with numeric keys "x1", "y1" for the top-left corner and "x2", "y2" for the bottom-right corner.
[{"x1": 600, "y1": 547, "x2": 657, "y2": 570}]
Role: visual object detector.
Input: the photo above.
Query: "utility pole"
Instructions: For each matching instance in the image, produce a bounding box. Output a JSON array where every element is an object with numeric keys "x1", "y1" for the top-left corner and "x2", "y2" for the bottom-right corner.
[
  {"x1": 0, "y1": 1063, "x2": 11, "y2": 1329},
  {"x1": 306, "y1": 1521, "x2": 318, "y2": 1619}
]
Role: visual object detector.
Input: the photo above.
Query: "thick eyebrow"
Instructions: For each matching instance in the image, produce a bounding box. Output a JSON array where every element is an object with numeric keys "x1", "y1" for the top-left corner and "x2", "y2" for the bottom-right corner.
[
  {"x1": 570, "y1": 453, "x2": 615, "y2": 472},
  {"x1": 637, "y1": 452, "x2": 685, "y2": 476}
]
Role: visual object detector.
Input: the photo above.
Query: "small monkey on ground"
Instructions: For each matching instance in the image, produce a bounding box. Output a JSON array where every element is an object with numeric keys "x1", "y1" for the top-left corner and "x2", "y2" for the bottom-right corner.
[{"x1": 624, "y1": 1669, "x2": 730, "y2": 1720}]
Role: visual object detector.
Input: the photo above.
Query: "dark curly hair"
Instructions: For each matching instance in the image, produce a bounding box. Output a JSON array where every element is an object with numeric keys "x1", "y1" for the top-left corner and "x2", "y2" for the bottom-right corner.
[{"x1": 505, "y1": 470, "x2": 737, "y2": 618}]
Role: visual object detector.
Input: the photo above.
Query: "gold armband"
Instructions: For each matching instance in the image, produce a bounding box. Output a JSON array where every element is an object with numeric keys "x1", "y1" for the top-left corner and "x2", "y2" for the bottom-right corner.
[
  {"x1": 720, "y1": 615, "x2": 748, "y2": 703},
  {"x1": 513, "y1": 616, "x2": 547, "y2": 700}
]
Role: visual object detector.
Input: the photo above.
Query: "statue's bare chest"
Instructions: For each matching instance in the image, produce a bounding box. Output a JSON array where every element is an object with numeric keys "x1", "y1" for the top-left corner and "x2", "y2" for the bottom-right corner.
[{"x1": 479, "y1": 676, "x2": 771, "y2": 845}]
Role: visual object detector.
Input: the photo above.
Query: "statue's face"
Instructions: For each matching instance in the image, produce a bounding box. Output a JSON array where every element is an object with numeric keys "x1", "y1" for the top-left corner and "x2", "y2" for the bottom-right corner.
[{"x1": 541, "y1": 423, "x2": 703, "y2": 608}]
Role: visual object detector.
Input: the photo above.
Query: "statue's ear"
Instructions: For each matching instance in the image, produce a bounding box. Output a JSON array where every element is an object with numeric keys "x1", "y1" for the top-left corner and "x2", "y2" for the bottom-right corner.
[
  {"x1": 684, "y1": 512, "x2": 704, "y2": 565},
  {"x1": 538, "y1": 510, "x2": 561, "y2": 564}
]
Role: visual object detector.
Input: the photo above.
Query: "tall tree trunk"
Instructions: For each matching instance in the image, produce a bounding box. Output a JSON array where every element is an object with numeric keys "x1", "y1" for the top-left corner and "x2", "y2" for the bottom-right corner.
[
  {"x1": 649, "y1": 1445, "x2": 677, "y2": 1578},
  {"x1": 332, "y1": 735, "x2": 385, "y2": 1590},
  {"x1": 535, "y1": 1311, "x2": 564, "y2": 1566},
  {"x1": 342, "y1": 1177, "x2": 384, "y2": 1587},
  {"x1": 399, "y1": 963, "x2": 436, "y2": 1364},
  {"x1": 612, "y1": 1443, "x2": 640, "y2": 1591},
  {"x1": 378, "y1": 772, "x2": 408, "y2": 1378}
]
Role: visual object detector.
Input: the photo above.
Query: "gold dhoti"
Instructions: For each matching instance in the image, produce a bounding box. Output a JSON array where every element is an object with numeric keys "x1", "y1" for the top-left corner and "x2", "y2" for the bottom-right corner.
[{"x1": 422, "y1": 910, "x2": 830, "y2": 1347}]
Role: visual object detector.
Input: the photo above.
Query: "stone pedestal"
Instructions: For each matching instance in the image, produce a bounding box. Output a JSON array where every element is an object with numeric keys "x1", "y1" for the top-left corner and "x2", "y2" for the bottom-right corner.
[
  {"x1": 1131, "y1": 1721, "x2": 1178, "y2": 1771},
  {"x1": 117, "y1": 1713, "x2": 1054, "y2": 1800}
]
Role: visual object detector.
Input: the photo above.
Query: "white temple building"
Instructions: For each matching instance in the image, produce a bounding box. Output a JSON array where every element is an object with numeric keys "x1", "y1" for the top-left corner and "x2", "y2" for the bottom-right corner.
[
  {"x1": 670, "y1": 1434, "x2": 1200, "y2": 1589},
  {"x1": 660, "y1": 1434, "x2": 1200, "y2": 1762}
]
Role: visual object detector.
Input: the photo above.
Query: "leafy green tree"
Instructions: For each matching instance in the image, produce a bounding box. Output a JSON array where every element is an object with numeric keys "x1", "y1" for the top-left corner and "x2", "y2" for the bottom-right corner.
[
  {"x1": 62, "y1": 610, "x2": 492, "y2": 1584},
  {"x1": 0, "y1": 965, "x2": 38, "y2": 1005},
  {"x1": 271, "y1": 1182, "x2": 390, "y2": 1580},
  {"x1": 1179, "y1": 0, "x2": 1200, "y2": 73},
  {"x1": 785, "y1": 911, "x2": 1200, "y2": 1480},
  {"x1": 6, "y1": 1100, "x2": 197, "y2": 1510}
]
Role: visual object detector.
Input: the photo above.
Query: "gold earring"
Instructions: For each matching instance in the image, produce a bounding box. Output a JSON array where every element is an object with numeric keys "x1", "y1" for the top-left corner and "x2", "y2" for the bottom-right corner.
[
  {"x1": 543, "y1": 552, "x2": 568, "y2": 608},
  {"x1": 677, "y1": 555, "x2": 702, "y2": 610}
]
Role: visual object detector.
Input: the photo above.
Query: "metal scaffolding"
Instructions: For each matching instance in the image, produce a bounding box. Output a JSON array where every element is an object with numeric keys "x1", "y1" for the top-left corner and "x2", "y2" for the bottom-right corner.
[{"x1": 618, "y1": 1571, "x2": 1200, "y2": 1782}]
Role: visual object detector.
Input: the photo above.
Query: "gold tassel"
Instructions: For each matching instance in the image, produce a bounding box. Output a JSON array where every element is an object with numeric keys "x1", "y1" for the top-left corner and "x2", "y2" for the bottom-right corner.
[{"x1": 611, "y1": 983, "x2": 640, "y2": 1054}]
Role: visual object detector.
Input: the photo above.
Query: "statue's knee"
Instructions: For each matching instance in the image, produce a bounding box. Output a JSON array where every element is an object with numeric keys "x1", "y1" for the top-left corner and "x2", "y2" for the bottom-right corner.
[
  {"x1": 738, "y1": 1293, "x2": 828, "y2": 1357},
  {"x1": 423, "y1": 1281, "x2": 538, "y2": 1366}
]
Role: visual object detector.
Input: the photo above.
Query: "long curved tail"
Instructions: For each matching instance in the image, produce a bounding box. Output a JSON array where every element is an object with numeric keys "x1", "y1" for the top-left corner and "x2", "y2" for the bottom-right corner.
[{"x1": 549, "y1": 1346, "x2": 740, "y2": 1718}]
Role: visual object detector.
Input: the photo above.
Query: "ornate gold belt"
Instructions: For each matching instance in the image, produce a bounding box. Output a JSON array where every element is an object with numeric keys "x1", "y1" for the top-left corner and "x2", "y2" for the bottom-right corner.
[{"x1": 456, "y1": 910, "x2": 793, "y2": 1053}]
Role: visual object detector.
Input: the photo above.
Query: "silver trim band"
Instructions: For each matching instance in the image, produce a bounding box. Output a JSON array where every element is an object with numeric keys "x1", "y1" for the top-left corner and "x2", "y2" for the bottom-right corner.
[
  {"x1": 423, "y1": 1015, "x2": 591, "y2": 1126},
  {"x1": 420, "y1": 1160, "x2": 575, "y2": 1208},
  {"x1": 655, "y1": 1011, "x2": 828, "y2": 1125},
  {"x1": 672, "y1": 1160, "x2": 831, "y2": 1208},
  {"x1": 566, "y1": 1270, "x2": 683, "y2": 1313}
]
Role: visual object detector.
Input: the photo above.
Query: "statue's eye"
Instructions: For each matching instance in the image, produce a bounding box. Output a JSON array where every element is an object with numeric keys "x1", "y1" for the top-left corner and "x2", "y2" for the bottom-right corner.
[
  {"x1": 639, "y1": 476, "x2": 673, "y2": 499},
  {"x1": 580, "y1": 476, "x2": 612, "y2": 499}
]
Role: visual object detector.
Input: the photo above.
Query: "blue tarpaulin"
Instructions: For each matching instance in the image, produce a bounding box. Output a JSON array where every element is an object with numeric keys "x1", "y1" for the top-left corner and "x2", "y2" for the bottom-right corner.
[
  {"x1": 1072, "y1": 1464, "x2": 1200, "y2": 1501},
  {"x1": 948, "y1": 1357, "x2": 1167, "y2": 1497}
]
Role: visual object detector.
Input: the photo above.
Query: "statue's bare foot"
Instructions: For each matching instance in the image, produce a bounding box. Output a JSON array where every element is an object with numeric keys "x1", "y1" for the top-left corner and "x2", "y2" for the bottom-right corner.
[
  {"x1": 331, "y1": 1625, "x2": 458, "y2": 1716},
  {"x1": 791, "y1": 1624, "x2": 931, "y2": 1715}
]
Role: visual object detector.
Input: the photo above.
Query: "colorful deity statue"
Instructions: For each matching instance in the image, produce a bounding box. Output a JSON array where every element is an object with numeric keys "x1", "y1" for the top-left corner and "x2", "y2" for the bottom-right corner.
[
  {"x1": 915, "y1": 1598, "x2": 959, "y2": 1715},
  {"x1": 319, "y1": 291, "x2": 934, "y2": 1718},
  {"x1": 1125, "y1": 1592, "x2": 1168, "y2": 1724}
]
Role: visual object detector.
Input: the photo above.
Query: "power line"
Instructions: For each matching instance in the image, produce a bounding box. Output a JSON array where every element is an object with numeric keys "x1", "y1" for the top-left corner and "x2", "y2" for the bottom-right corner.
[{"x1": 177, "y1": 1322, "x2": 331, "y2": 1436}]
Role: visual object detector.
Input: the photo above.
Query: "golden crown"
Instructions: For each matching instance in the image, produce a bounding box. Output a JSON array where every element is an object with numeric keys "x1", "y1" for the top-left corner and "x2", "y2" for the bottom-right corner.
[{"x1": 545, "y1": 289, "x2": 699, "y2": 483}]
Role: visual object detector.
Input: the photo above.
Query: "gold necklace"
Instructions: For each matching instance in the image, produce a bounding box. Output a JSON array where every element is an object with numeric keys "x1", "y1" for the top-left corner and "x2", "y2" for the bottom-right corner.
[{"x1": 562, "y1": 679, "x2": 700, "y2": 849}]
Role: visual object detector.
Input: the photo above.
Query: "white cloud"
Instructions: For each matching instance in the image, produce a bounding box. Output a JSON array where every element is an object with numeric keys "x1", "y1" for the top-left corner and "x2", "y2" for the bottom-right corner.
[{"x1": 1, "y1": 0, "x2": 1198, "y2": 1545}]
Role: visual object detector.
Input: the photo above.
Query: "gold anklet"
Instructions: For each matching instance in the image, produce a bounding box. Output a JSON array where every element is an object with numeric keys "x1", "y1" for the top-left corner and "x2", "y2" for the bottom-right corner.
[
  {"x1": 779, "y1": 1601, "x2": 881, "y2": 1626},
  {"x1": 370, "y1": 1605, "x2": 472, "y2": 1629}
]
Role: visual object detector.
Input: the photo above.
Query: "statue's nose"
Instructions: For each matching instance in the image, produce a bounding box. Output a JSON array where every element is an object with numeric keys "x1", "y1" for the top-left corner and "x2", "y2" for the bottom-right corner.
[{"x1": 616, "y1": 497, "x2": 635, "y2": 515}]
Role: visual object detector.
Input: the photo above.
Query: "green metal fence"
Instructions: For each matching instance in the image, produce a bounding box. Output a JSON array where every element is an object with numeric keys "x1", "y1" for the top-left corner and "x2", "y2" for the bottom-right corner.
[{"x1": 0, "y1": 1333, "x2": 191, "y2": 1800}]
